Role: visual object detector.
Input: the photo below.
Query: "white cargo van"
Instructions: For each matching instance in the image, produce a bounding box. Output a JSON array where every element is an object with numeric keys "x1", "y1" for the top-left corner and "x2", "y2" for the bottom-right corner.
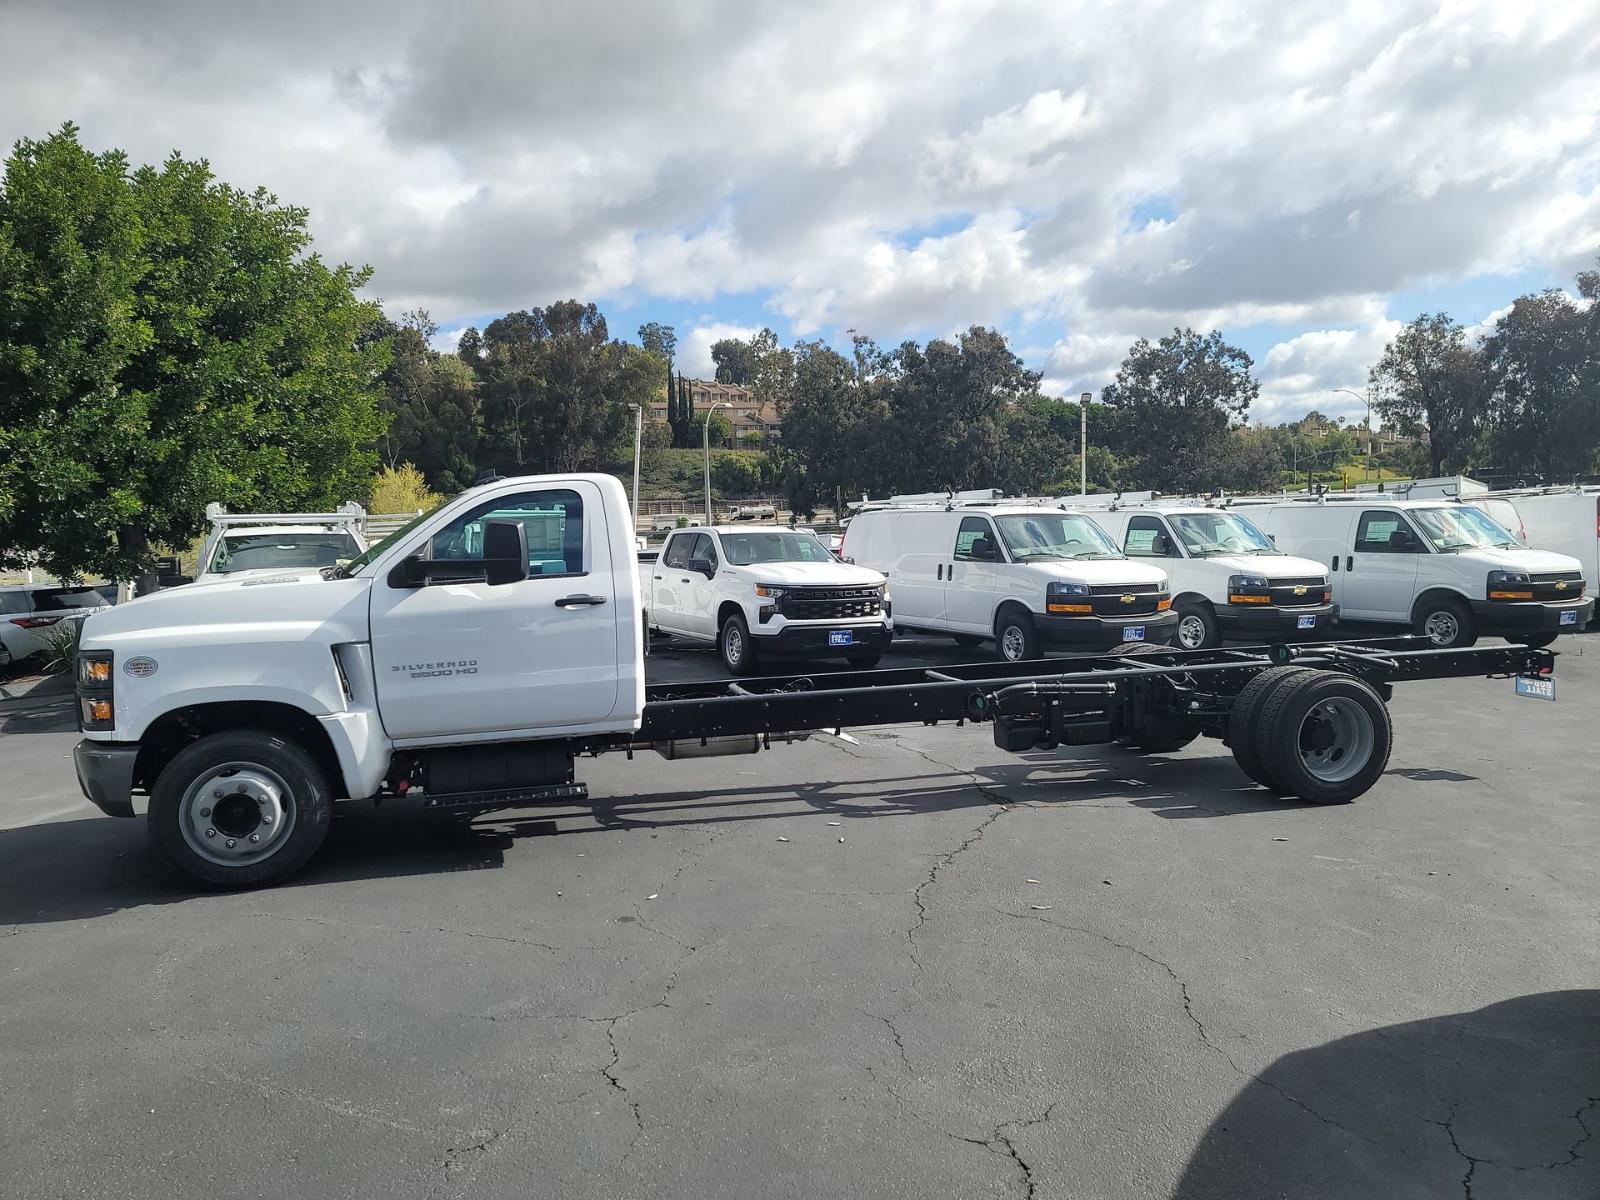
[
  {"x1": 1245, "y1": 498, "x2": 1592, "y2": 648},
  {"x1": 1086, "y1": 502, "x2": 1332, "y2": 649},
  {"x1": 842, "y1": 500, "x2": 1176, "y2": 660},
  {"x1": 1485, "y1": 488, "x2": 1598, "y2": 612}
]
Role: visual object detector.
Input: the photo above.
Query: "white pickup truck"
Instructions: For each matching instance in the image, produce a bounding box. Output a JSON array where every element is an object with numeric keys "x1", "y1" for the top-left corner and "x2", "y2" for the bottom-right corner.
[
  {"x1": 640, "y1": 525, "x2": 891, "y2": 674},
  {"x1": 69, "y1": 471, "x2": 1564, "y2": 891}
]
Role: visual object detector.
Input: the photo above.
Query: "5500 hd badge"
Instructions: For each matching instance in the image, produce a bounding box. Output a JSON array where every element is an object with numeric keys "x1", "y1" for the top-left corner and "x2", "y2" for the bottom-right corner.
[{"x1": 393, "y1": 660, "x2": 479, "y2": 679}]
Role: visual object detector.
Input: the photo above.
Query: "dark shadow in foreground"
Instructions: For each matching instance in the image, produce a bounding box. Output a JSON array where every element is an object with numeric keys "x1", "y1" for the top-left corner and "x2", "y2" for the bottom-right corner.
[{"x1": 1174, "y1": 990, "x2": 1600, "y2": 1200}]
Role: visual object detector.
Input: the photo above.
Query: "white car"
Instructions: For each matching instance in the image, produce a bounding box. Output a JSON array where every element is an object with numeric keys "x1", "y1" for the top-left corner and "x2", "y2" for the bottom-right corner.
[
  {"x1": 842, "y1": 502, "x2": 1176, "y2": 660},
  {"x1": 1243, "y1": 497, "x2": 1592, "y2": 647},
  {"x1": 0, "y1": 584, "x2": 110, "y2": 669},
  {"x1": 642, "y1": 525, "x2": 891, "y2": 674},
  {"x1": 1087, "y1": 503, "x2": 1332, "y2": 649}
]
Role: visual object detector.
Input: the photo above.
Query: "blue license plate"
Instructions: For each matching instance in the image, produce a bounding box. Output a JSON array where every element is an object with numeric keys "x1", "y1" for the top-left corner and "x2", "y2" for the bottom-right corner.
[
  {"x1": 1298, "y1": 614, "x2": 1317, "y2": 629},
  {"x1": 1122, "y1": 625, "x2": 1145, "y2": 641},
  {"x1": 829, "y1": 630, "x2": 854, "y2": 646},
  {"x1": 1560, "y1": 610, "x2": 1577, "y2": 626},
  {"x1": 1515, "y1": 675, "x2": 1555, "y2": 702}
]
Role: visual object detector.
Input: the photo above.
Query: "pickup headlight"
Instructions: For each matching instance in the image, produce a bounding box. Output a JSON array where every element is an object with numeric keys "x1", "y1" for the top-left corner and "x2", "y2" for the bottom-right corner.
[
  {"x1": 1487, "y1": 569, "x2": 1533, "y2": 601},
  {"x1": 754, "y1": 583, "x2": 786, "y2": 598}
]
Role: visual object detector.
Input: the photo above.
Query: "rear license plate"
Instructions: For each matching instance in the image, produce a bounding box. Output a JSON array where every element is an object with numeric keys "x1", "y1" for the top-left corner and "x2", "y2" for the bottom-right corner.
[
  {"x1": 1515, "y1": 676, "x2": 1555, "y2": 702},
  {"x1": 1560, "y1": 610, "x2": 1578, "y2": 626},
  {"x1": 1122, "y1": 625, "x2": 1145, "y2": 641},
  {"x1": 1297, "y1": 614, "x2": 1317, "y2": 629},
  {"x1": 829, "y1": 630, "x2": 854, "y2": 646}
]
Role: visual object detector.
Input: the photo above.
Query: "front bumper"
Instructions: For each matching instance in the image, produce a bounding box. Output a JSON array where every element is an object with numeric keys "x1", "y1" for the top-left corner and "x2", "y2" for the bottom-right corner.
[
  {"x1": 1036, "y1": 610, "x2": 1180, "y2": 648},
  {"x1": 1217, "y1": 603, "x2": 1335, "y2": 638},
  {"x1": 73, "y1": 739, "x2": 140, "y2": 818},
  {"x1": 751, "y1": 624, "x2": 891, "y2": 657},
  {"x1": 1470, "y1": 596, "x2": 1594, "y2": 635}
]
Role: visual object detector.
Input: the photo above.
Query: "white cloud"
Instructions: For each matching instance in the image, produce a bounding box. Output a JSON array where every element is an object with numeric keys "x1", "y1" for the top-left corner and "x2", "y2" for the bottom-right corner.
[{"x1": 679, "y1": 323, "x2": 761, "y2": 380}]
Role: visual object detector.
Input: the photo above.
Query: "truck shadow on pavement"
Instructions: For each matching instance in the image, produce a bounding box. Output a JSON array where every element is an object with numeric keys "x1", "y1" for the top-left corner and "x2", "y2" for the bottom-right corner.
[{"x1": 1173, "y1": 989, "x2": 1600, "y2": 1199}]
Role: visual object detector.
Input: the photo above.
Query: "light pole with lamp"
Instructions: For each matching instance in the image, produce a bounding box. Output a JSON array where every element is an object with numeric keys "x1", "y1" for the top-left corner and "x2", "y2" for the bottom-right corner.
[
  {"x1": 628, "y1": 402, "x2": 643, "y2": 542},
  {"x1": 702, "y1": 400, "x2": 730, "y2": 526},
  {"x1": 1332, "y1": 386, "x2": 1372, "y2": 482},
  {"x1": 1078, "y1": 392, "x2": 1092, "y2": 496}
]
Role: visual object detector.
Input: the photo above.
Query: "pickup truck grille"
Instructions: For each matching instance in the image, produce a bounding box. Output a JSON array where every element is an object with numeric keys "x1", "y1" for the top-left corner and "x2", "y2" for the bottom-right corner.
[
  {"x1": 779, "y1": 587, "x2": 882, "y2": 621},
  {"x1": 1266, "y1": 577, "x2": 1328, "y2": 608},
  {"x1": 1529, "y1": 571, "x2": 1584, "y2": 601},
  {"x1": 1089, "y1": 590, "x2": 1166, "y2": 617}
]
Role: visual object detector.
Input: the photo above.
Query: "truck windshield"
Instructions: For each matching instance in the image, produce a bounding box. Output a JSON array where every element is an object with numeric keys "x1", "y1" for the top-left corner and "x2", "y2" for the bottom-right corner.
[
  {"x1": 335, "y1": 503, "x2": 448, "y2": 576},
  {"x1": 1410, "y1": 506, "x2": 1520, "y2": 552},
  {"x1": 995, "y1": 514, "x2": 1122, "y2": 560},
  {"x1": 211, "y1": 532, "x2": 361, "y2": 573},
  {"x1": 720, "y1": 531, "x2": 835, "y2": 565},
  {"x1": 1169, "y1": 512, "x2": 1276, "y2": 556}
]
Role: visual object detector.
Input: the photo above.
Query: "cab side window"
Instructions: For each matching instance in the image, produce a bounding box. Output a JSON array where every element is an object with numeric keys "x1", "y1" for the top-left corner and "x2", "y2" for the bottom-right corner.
[
  {"x1": 1354, "y1": 511, "x2": 1415, "y2": 554},
  {"x1": 1124, "y1": 516, "x2": 1175, "y2": 557},
  {"x1": 954, "y1": 516, "x2": 1000, "y2": 562},
  {"x1": 663, "y1": 534, "x2": 691, "y2": 569},
  {"x1": 429, "y1": 488, "x2": 585, "y2": 576},
  {"x1": 693, "y1": 534, "x2": 719, "y2": 567}
]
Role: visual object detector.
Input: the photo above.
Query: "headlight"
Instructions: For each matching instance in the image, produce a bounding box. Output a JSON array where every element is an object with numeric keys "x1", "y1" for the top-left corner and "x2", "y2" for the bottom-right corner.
[
  {"x1": 78, "y1": 652, "x2": 113, "y2": 686},
  {"x1": 1487, "y1": 570, "x2": 1530, "y2": 586},
  {"x1": 1047, "y1": 581, "x2": 1091, "y2": 598},
  {"x1": 754, "y1": 583, "x2": 786, "y2": 598},
  {"x1": 1487, "y1": 569, "x2": 1533, "y2": 600},
  {"x1": 1229, "y1": 574, "x2": 1270, "y2": 590}
]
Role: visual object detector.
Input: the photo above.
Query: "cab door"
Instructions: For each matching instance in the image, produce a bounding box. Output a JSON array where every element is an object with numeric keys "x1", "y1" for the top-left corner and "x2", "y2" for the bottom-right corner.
[
  {"x1": 369, "y1": 481, "x2": 621, "y2": 740},
  {"x1": 649, "y1": 532, "x2": 693, "y2": 635},
  {"x1": 1341, "y1": 509, "x2": 1423, "y2": 621},
  {"x1": 945, "y1": 515, "x2": 1003, "y2": 633},
  {"x1": 676, "y1": 533, "x2": 721, "y2": 639}
]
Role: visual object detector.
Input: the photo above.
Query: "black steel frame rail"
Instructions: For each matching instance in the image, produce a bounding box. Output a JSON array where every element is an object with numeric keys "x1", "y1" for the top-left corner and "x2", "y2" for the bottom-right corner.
[{"x1": 635, "y1": 637, "x2": 1553, "y2": 743}]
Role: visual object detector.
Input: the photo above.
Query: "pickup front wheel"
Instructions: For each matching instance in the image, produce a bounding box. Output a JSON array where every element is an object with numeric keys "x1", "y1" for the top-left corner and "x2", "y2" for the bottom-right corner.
[
  {"x1": 147, "y1": 731, "x2": 334, "y2": 889},
  {"x1": 720, "y1": 612, "x2": 759, "y2": 676}
]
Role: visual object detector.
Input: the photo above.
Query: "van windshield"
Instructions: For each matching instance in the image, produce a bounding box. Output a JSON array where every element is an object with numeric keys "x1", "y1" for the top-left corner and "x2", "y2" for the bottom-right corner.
[
  {"x1": 995, "y1": 514, "x2": 1122, "y2": 560},
  {"x1": 1411, "y1": 506, "x2": 1520, "y2": 552},
  {"x1": 1170, "y1": 512, "x2": 1276, "y2": 556}
]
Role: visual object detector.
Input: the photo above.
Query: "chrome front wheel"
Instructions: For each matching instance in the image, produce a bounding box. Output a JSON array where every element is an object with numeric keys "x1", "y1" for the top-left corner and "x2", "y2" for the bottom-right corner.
[{"x1": 178, "y1": 763, "x2": 297, "y2": 867}]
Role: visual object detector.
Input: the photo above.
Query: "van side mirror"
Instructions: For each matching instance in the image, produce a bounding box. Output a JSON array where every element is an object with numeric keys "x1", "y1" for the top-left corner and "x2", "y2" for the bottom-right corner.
[
  {"x1": 688, "y1": 557, "x2": 716, "y2": 578},
  {"x1": 482, "y1": 519, "x2": 531, "y2": 585},
  {"x1": 1388, "y1": 529, "x2": 1416, "y2": 552}
]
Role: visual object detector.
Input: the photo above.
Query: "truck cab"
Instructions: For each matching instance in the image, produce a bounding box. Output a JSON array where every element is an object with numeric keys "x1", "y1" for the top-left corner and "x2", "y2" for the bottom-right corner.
[
  {"x1": 642, "y1": 525, "x2": 891, "y2": 674},
  {"x1": 1087, "y1": 503, "x2": 1332, "y2": 649}
]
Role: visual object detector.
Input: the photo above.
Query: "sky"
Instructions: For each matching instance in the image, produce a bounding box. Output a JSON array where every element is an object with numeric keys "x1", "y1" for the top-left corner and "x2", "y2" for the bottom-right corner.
[{"x1": 2, "y1": 0, "x2": 1597, "y2": 425}]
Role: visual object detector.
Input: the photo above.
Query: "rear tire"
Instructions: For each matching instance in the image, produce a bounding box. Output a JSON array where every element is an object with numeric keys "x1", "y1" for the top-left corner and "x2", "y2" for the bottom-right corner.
[
  {"x1": 1257, "y1": 671, "x2": 1392, "y2": 804},
  {"x1": 719, "y1": 612, "x2": 759, "y2": 676},
  {"x1": 952, "y1": 634, "x2": 985, "y2": 649},
  {"x1": 1174, "y1": 601, "x2": 1221, "y2": 650},
  {"x1": 1413, "y1": 595, "x2": 1477, "y2": 648},
  {"x1": 994, "y1": 608, "x2": 1039, "y2": 663},
  {"x1": 147, "y1": 730, "x2": 333, "y2": 890},
  {"x1": 1112, "y1": 642, "x2": 1201, "y2": 751},
  {"x1": 1228, "y1": 666, "x2": 1315, "y2": 790}
]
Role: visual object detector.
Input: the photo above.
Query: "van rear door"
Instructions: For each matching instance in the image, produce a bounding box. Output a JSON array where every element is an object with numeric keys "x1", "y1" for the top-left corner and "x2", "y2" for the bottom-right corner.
[{"x1": 881, "y1": 511, "x2": 950, "y2": 630}]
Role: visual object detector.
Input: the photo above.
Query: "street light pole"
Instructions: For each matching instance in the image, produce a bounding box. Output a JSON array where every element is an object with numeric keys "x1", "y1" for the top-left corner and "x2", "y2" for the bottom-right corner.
[
  {"x1": 703, "y1": 400, "x2": 729, "y2": 525},
  {"x1": 1332, "y1": 387, "x2": 1372, "y2": 482},
  {"x1": 1079, "y1": 392, "x2": 1091, "y2": 496},
  {"x1": 629, "y1": 402, "x2": 643, "y2": 542}
]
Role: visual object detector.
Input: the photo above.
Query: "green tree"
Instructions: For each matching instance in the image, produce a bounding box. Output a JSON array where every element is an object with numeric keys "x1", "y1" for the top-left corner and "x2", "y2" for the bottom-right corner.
[
  {"x1": 377, "y1": 310, "x2": 482, "y2": 493},
  {"x1": 1099, "y1": 328, "x2": 1258, "y2": 492},
  {"x1": 370, "y1": 463, "x2": 441, "y2": 514},
  {"x1": 711, "y1": 453, "x2": 761, "y2": 496},
  {"x1": 1482, "y1": 289, "x2": 1596, "y2": 481},
  {"x1": 0, "y1": 124, "x2": 386, "y2": 585},
  {"x1": 691, "y1": 409, "x2": 734, "y2": 445},
  {"x1": 1368, "y1": 313, "x2": 1487, "y2": 478}
]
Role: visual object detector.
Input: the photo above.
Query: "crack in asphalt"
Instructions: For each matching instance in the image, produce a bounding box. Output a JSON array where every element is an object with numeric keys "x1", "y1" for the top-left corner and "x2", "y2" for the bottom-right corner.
[
  {"x1": 599, "y1": 1014, "x2": 646, "y2": 1140},
  {"x1": 999, "y1": 906, "x2": 1382, "y2": 1148},
  {"x1": 1432, "y1": 1101, "x2": 1483, "y2": 1200},
  {"x1": 866, "y1": 1009, "x2": 913, "y2": 1074}
]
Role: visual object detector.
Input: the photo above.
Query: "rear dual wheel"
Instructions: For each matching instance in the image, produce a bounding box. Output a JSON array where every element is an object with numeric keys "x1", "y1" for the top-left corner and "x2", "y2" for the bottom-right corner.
[{"x1": 1229, "y1": 668, "x2": 1391, "y2": 803}]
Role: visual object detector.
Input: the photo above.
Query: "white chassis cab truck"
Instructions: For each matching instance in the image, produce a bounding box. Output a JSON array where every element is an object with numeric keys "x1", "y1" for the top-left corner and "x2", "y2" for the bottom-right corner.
[{"x1": 71, "y1": 473, "x2": 1564, "y2": 890}]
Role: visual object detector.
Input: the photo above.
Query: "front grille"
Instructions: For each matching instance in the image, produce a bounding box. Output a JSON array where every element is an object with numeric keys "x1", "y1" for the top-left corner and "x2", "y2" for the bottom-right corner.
[
  {"x1": 1528, "y1": 571, "x2": 1584, "y2": 602},
  {"x1": 1090, "y1": 593, "x2": 1163, "y2": 617},
  {"x1": 1089, "y1": 583, "x2": 1161, "y2": 596},
  {"x1": 779, "y1": 586, "x2": 882, "y2": 621},
  {"x1": 1266, "y1": 578, "x2": 1328, "y2": 608}
]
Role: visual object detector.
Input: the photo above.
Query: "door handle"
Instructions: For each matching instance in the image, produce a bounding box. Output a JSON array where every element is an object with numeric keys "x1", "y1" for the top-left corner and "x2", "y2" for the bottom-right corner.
[
  {"x1": 937, "y1": 564, "x2": 943, "y2": 580},
  {"x1": 555, "y1": 594, "x2": 608, "y2": 608},
  {"x1": 1346, "y1": 556, "x2": 1354, "y2": 571},
  {"x1": 680, "y1": 576, "x2": 692, "y2": 583},
  {"x1": 654, "y1": 574, "x2": 663, "y2": 579},
  {"x1": 1331, "y1": 556, "x2": 1339, "y2": 572}
]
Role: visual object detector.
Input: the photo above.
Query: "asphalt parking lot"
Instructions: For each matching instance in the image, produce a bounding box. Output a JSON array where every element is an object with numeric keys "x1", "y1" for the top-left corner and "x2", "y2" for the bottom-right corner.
[{"x1": 2, "y1": 632, "x2": 1596, "y2": 1199}]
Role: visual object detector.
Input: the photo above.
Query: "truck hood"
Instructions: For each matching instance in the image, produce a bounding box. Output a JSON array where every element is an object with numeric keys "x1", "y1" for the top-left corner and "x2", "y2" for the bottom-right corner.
[
  {"x1": 1201, "y1": 552, "x2": 1328, "y2": 579},
  {"x1": 737, "y1": 561, "x2": 887, "y2": 587},
  {"x1": 1026, "y1": 559, "x2": 1170, "y2": 588},
  {"x1": 82, "y1": 568, "x2": 369, "y2": 646}
]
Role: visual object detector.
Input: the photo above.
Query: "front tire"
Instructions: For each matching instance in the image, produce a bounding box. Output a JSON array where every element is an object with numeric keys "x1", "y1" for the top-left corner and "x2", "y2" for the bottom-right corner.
[
  {"x1": 1174, "y1": 601, "x2": 1220, "y2": 650},
  {"x1": 147, "y1": 731, "x2": 334, "y2": 889},
  {"x1": 952, "y1": 634, "x2": 985, "y2": 649},
  {"x1": 720, "y1": 612, "x2": 759, "y2": 676},
  {"x1": 994, "y1": 608, "x2": 1039, "y2": 663},
  {"x1": 1413, "y1": 595, "x2": 1477, "y2": 648}
]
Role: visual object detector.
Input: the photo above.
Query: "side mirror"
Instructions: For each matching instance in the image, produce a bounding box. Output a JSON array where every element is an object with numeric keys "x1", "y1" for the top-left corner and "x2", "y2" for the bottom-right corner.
[
  {"x1": 1388, "y1": 529, "x2": 1415, "y2": 551},
  {"x1": 482, "y1": 519, "x2": 530, "y2": 585},
  {"x1": 688, "y1": 557, "x2": 716, "y2": 578}
]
